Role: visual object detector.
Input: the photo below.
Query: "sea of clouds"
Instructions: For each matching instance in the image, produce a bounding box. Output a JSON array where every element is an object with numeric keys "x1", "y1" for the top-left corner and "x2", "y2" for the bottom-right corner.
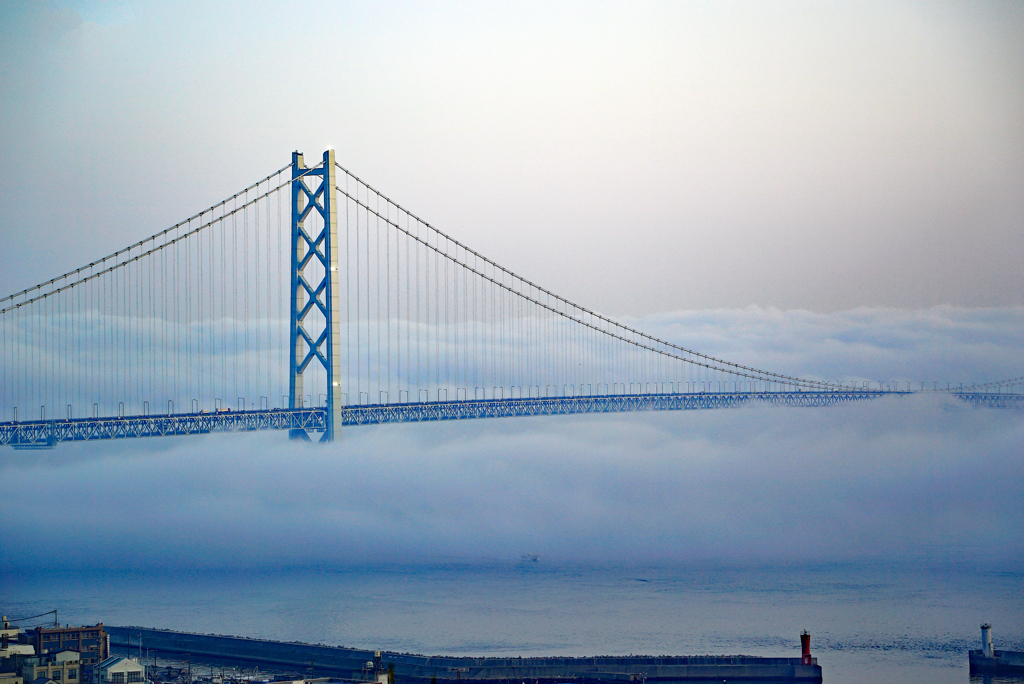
[{"x1": 2, "y1": 305, "x2": 1021, "y2": 571}]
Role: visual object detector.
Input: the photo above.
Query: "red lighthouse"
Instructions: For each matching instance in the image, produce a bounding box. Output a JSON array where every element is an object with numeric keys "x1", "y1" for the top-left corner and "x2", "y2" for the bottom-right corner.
[{"x1": 800, "y1": 630, "x2": 813, "y2": 666}]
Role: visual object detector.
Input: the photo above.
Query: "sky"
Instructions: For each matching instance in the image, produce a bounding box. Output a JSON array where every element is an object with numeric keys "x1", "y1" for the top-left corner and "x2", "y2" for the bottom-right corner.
[
  {"x1": 1, "y1": 1, "x2": 1023, "y2": 572},
  {"x1": 0, "y1": 0, "x2": 1022, "y2": 313}
]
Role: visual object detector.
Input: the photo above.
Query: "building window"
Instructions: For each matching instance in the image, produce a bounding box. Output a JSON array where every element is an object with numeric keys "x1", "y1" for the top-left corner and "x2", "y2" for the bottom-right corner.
[
  {"x1": 69, "y1": 671, "x2": 77, "y2": 680},
  {"x1": 53, "y1": 671, "x2": 62, "y2": 680},
  {"x1": 112, "y1": 673, "x2": 125, "y2": 683},
  {"x1": 127, "y1": 673, "x2": 142, "y2": 683}
]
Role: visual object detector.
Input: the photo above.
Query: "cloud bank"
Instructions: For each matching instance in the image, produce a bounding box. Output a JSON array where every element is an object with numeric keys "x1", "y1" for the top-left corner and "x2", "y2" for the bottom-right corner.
[{"x1": 2, "y1": 306, "x2": 1021, "y2": 572}]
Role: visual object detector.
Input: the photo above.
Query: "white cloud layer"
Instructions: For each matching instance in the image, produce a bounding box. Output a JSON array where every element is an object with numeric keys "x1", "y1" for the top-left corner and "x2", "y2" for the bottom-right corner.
[
  {"x1": 635, "y1": 305, "x2": 1024, "y2": 387},
  {"x1": 2, "y1": 306, "x2": 1021, "y2": 571}
]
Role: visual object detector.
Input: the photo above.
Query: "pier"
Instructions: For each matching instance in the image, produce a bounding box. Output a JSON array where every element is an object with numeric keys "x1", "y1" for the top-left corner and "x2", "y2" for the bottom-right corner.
[{"x1": 107, "y1": 626, "x2": 822, "y2": 683}]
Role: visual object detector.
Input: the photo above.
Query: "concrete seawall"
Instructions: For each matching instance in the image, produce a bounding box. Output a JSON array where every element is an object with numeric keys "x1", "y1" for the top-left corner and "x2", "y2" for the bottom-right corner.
[
  {"x1": 107, "y1": 626, "x2": 822, "y2": 682},
  {"x1": 969, "y1": 649, "x2": 1024, "y2": 675}
]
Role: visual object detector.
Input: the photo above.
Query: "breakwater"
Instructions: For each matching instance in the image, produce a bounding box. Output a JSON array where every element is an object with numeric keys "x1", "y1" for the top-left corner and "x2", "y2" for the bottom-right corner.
[
  {"x1": 107, "y1": 626, "x2": 821, "y2": 682},
  {"x1": 969, "y1": 649, "x2": 1024, "y2": 675}
]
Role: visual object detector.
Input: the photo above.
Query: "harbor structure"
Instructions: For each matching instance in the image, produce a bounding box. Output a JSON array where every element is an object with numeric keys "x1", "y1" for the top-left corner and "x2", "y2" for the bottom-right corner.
[
  {"x1": 106, "y1": 626, "x2": 822, "y2": 682},
  {"x1": 969, "y1": 623, "x2": 1024, "y2": 675}
]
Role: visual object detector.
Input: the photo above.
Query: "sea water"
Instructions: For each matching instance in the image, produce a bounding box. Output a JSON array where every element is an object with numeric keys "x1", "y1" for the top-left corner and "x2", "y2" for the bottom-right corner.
[{"x1": 3, "y1": 562, "x2": 1022, "y2": 684}]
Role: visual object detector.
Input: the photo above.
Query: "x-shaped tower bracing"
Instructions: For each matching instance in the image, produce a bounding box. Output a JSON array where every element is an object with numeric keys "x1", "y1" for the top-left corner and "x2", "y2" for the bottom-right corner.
[{"x1": 289, "y1": 150, "x2": 342, "y2": 441}]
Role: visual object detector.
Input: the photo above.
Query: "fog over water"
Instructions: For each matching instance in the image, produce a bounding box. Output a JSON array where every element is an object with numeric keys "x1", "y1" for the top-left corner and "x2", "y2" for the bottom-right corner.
[{"x1": 3, "y1": 306, "x2": 1022, "y2": 572}]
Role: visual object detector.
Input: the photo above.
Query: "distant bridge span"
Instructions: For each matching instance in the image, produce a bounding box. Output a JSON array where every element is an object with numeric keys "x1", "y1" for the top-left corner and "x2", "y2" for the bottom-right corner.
[
  {"x1": 3, "y1": 390, "x2": 1020, "y2": 449},
  {"x1": 1, "y1": 150, "x2": 1020, "y2": 449}
]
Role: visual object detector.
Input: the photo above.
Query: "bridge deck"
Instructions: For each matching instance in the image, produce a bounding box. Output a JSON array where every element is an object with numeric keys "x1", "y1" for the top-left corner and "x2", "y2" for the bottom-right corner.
[{"x1": 2, "y1": 391, "x2": 1020, "y2": 449}]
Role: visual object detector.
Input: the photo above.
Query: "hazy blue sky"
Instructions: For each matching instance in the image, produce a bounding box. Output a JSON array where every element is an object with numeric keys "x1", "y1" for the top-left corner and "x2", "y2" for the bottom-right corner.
[
  {"x1": 1, "y1": 0, "x2": 1021, "y2": 313},
  {"x1": 1, "y1": 1, "x2": 1022, "y2": 572}
]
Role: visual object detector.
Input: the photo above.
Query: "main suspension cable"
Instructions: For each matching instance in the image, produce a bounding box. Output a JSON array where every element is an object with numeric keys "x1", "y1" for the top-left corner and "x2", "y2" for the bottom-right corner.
[
  {"x1": 335, "y1": 178, "x2": 844, "y2": 390},
  {"x1": 1, "y1": 165, "x2": 323, "y2": 313},
  {"x1": 0, "y1": 164, "x2": 294, "y2": 306}
]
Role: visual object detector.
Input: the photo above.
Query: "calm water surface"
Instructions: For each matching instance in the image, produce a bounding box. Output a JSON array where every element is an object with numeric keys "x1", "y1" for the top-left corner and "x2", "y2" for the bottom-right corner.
[{"x1": 3, "y1": 563, "x2": 1023, "y2": 684}]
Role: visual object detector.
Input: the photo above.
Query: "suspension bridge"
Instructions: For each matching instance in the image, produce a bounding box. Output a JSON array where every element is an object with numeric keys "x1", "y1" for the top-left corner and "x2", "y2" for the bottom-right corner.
[{"x1": 1, "y1": 150, "x2": 1020, "y2": 449}]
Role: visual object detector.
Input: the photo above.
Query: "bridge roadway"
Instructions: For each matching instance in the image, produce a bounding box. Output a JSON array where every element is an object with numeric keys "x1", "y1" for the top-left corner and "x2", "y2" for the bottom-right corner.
[{"x1": 2, "y1": 390, "x2": 1020, "y2": 449}]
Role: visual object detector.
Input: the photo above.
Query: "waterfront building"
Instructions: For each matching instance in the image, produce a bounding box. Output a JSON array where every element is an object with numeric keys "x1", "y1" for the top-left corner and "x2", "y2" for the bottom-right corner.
[
  {"x1": 94, "y1": 658, "x2": 143, "y2": 684},
  {"x1": 1, "y1": 621, "x2": 20, "y2": 651},
  {"x1": 0, "y1": 662, "x2": 23, "y2": 684},
  {"x1": 0, "y1": 616, "x2": 33, "y2": 684},
  {"x1": 2, "y1": 617, "x2": 35, "y2": 661},
  {"x1": 0, "y1": 669, "x2": 22, "y2": 684},
  {"x1": 20, "y1": 626, "x2": 107, "y2": 680},
  {"x1": 17, "y1": 650, "x2": 81, "y2": 684}
]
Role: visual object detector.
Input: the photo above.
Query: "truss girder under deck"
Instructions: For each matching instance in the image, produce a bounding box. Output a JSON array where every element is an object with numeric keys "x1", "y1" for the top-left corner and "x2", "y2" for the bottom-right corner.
[{"x1": 5, "y1": 391, "x2": 1018, "y2": 449}]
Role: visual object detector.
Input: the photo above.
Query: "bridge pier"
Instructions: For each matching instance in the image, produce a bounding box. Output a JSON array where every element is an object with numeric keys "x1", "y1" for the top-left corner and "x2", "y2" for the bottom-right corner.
[{"x1": 288, "y1": 150, "x2": 343, "y2": 442}]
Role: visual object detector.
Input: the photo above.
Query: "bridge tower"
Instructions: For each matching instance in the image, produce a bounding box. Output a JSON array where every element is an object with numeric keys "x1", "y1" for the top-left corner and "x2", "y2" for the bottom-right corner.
[{"x1": 289, "y1": 150, "x2": 342, "y2": 442}]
